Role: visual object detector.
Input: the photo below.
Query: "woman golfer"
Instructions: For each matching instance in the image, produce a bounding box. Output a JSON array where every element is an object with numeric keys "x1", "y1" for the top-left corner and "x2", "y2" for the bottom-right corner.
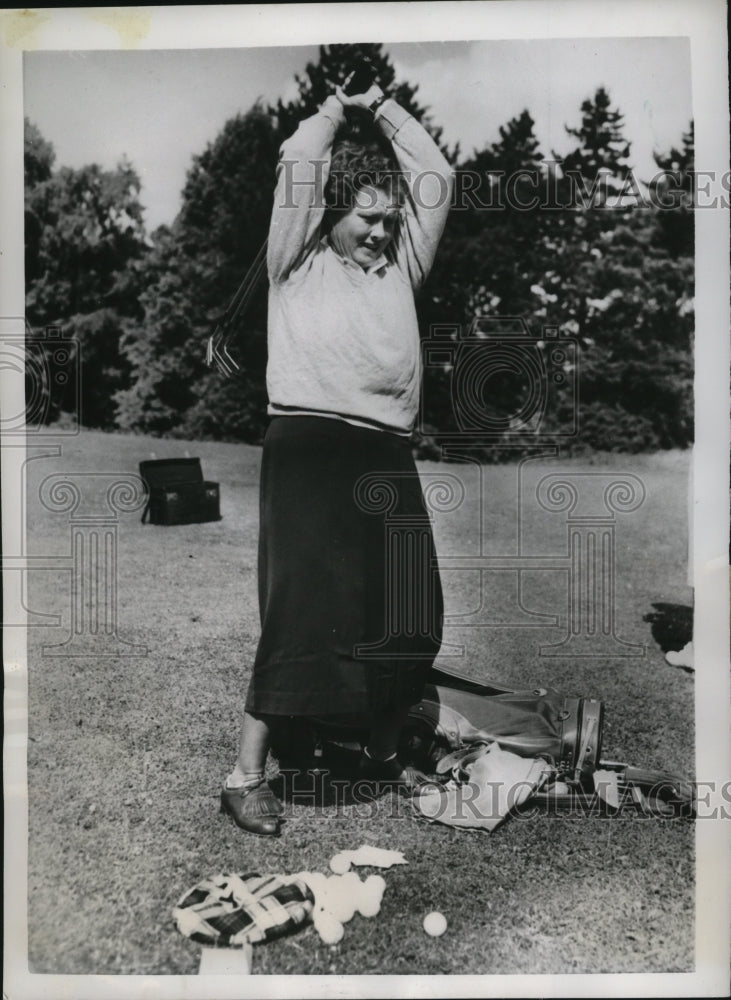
[{"x1": 221, "y1": 80, "x2": 454, "y2": 835}]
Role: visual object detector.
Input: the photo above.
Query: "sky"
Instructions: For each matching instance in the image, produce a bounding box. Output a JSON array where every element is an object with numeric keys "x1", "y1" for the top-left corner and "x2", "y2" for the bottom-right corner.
[{"x1": 23, "y1": 37, "x2": 692, "y2": 232}]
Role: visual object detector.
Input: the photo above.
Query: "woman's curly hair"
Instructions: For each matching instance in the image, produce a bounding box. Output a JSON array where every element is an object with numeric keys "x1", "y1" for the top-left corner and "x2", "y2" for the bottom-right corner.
[{"x1": 324, "y1": 139, "x2": 407, "y2": 226}]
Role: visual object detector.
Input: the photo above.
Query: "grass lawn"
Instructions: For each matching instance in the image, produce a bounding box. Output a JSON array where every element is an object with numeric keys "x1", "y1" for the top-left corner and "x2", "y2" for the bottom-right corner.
[{"x1": 23, "y1": 429, "x2": 695, "y2": 976}]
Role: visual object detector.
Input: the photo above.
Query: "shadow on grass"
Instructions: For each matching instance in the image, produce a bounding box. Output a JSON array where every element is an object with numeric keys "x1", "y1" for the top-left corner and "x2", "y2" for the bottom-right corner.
[
  {"x1": 643, "y1": 602, "x2": 693, "y2": 656},
  {"x1": 271, "y1": 755, "x2": 437, "y2": 813},
  {"x1": 272, "y1": 768, "x2": 352, "y2": 809}
]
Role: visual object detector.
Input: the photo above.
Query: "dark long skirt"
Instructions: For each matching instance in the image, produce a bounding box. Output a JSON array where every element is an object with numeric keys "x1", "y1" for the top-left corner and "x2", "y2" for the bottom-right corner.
[{"x1": 245, "y1": 416, "x2": 444, "y2": 716}]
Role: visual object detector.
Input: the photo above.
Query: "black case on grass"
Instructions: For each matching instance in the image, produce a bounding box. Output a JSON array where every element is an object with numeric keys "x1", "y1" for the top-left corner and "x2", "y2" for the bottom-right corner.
[{"x1": 139, "y1": 458, "x2": 221, "y2": 525}]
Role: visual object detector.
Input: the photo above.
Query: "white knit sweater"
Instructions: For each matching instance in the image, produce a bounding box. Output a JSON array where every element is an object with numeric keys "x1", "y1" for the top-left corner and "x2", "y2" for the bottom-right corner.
[{"x1": 265, "y1": 96, "x2": 453, "y2": 434}]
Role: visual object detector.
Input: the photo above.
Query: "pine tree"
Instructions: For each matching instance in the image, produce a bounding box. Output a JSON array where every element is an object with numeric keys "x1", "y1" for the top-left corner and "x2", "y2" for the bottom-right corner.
[
  {"x1": 652, "y1": 120, "x2": 694, "y2": 185},
  {"x1": 557, "y1": 86, "x2": 632, "y2": 206},
  {"x1": 533, "y1": 206, "x2": 693, "y2": 450},
  {"x1": 419, "y1": 111, "x2": 550, "y2": 446},
  {"x1": 427, "y1": 91, "x2": 693, "y2": 453},
  {"x1": 270, "y1": 43, "x2": 449, "y2": 153},
  {"x1": 649, "y1": 120, "x2": 694, "y2": 256},
  {"x1": 472, "y1": 110, "x2": 543, "y2": 181},
  {"x1": 455, "y1": 110, "x2": 547, "y2": 308}
]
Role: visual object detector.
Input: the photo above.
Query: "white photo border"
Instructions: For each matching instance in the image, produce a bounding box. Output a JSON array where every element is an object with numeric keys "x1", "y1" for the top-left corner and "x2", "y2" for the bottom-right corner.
[{"x1": 2, "y1": 3, "x2": 729, "y2": 998}]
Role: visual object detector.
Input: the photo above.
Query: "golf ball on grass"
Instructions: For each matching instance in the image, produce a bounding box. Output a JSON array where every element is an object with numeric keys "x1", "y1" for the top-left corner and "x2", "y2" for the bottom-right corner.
[
  {"x1": 423, "y1": 911, "x2": 447, "y2": 937},
  {"x1": 329, "y1": 853, "x2": 351, "y2": 875}
]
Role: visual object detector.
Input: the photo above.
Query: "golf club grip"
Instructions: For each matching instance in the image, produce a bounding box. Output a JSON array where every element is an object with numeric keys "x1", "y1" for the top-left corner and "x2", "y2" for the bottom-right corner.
[{"x1": 343, "y1": 63, "x2": 375, "y2": 96}]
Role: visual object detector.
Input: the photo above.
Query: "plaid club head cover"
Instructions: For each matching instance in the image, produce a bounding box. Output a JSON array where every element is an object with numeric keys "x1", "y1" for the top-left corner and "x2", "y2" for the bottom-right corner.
[{"x1": 173, "y1": 872, "x2": 315, "y2": 947}]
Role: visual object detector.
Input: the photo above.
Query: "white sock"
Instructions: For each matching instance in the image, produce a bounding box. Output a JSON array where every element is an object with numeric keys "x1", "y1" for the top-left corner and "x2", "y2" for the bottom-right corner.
[{"x1": 225, "y1": 766, "x2": 264, "y2": 789}]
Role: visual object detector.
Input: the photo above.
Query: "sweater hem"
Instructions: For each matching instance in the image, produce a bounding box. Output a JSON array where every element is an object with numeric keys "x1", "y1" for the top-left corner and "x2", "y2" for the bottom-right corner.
[{"x1": 267, "y1": 403, "x2": 414, "y2": 437}]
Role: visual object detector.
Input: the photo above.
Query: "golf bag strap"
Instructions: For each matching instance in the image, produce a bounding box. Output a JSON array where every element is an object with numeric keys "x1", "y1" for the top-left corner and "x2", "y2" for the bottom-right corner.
[
  {"x1": 574, "y1": 700, "x2": 604, "y2": 783},
  {"x1": 557, "y1": 697, "x2": 581, "y2": 773}
]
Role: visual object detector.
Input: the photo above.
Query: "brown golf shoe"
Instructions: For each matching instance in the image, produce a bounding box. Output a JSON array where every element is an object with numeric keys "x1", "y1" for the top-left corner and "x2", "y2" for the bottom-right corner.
[{"x1": 220, "y1": 779, "x2": 284, "y2": 836}]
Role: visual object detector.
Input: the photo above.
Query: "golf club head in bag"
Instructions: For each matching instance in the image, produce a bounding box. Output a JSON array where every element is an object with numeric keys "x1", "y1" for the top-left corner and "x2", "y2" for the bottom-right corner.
[{"x1": 269, "y1": 663, "x2": 695, "y2": 819}]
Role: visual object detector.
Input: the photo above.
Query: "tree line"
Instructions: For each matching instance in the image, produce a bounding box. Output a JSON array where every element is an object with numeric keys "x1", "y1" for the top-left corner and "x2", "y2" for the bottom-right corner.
[{"x1": 24, "y1": 43, "x2": 694, "y2": 455}]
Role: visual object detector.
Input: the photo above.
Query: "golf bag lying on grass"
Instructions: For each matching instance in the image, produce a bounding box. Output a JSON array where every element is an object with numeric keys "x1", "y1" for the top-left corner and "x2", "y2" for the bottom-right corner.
[{"x1": 270, "y1": 663, "x2": 696, "y2": 822}]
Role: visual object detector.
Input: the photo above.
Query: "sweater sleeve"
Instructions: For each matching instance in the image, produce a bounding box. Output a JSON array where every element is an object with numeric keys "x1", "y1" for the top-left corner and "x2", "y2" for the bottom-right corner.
[
  {"x1": 267, "y1": 97, "x2": 346, "y2": 284},
  {"x1": 376, "y1": 99, "x2": 454, "y2": 290}
]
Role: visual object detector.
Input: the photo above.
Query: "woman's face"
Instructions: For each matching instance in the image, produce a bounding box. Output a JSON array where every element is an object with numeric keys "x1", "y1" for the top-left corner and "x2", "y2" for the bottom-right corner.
[{"x1": 329, "y1": 185, "x2": 401, "y2": 270}]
